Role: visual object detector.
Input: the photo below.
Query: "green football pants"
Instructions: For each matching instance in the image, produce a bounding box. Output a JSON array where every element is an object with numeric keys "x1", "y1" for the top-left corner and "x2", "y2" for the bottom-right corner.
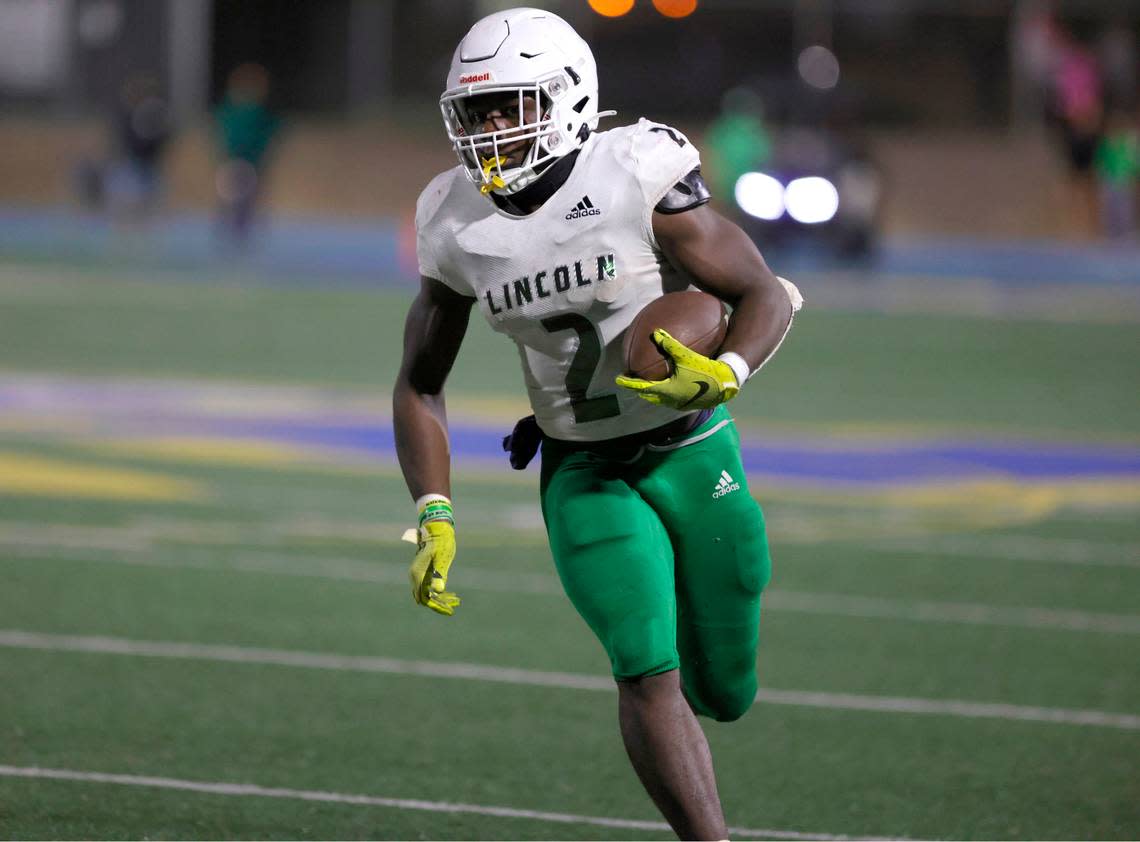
[{"x1": 539, "y1": 406, "x2": 771, "y2": 722}]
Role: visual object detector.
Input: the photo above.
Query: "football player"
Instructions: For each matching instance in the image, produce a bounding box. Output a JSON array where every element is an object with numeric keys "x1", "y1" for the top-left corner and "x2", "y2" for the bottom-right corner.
[{"x1": 394, "y1": 8, "x2": 802, "y2": 839}]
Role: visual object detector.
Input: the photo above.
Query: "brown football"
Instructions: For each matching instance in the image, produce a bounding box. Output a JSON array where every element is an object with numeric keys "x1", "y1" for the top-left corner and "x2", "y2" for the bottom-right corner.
[{"x1": 622, "y1": 290, "x2": 729, "y2": 381}]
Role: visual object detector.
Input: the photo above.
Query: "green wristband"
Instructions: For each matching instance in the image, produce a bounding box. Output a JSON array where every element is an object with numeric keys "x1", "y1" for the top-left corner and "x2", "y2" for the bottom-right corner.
[{"x1": 419, "y1": 500, "x2": 454, "y2": 526}]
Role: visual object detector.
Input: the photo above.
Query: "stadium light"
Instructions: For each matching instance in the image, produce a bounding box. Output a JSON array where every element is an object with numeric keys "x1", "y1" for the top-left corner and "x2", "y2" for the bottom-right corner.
[
  {"x1": 588, "y1": 0, "x2": 635, "y2": 16},
  {"x1": 784, "y1": 176, "x2": 839, "y2": 224},
  {"x1": 734, "y1": 172, "x2": 784, "y2": 221},
  {"x1": 653, "y1": 0, "x2": 698, "y2": 17},
  {"x1": 797, "y1": 44, "x2": 840, "y2": 90}
]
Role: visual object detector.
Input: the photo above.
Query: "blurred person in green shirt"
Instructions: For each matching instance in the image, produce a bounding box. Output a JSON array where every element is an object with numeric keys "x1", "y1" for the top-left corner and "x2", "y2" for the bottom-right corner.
[
  {"x1": 704, "y1": 87, "x2": 771, "y2": 205},
  {"x1": 215, "y1": 63, "x2": 281, "y2": 247},
  {"x1": 1094, "y1": 108, "x2": 1140, "y2": 239}
]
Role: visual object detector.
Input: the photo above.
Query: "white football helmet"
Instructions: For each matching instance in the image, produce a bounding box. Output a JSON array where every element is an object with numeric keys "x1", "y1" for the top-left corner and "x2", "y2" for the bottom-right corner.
[{"x1": 440, "y1": 7, "x2": 610, "y2": 197}]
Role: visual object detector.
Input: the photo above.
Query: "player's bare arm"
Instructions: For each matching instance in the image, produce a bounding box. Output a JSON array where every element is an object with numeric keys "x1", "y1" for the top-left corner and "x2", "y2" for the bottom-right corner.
[
  {"x1": 392, "y1": 276, "x2": 474, "y2": 499},
  {"x1": 652, "y1": 202, "x2": 793, "y2": 374},
  {"x1": 393, "y1": 275, "x2": 474, "y2": 616}
]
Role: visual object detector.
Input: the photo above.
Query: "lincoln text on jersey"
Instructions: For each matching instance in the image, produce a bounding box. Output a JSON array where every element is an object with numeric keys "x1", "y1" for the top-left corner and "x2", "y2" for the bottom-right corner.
[{"x1": 483, "y1": 253, "x2": 617, "y2": 316}]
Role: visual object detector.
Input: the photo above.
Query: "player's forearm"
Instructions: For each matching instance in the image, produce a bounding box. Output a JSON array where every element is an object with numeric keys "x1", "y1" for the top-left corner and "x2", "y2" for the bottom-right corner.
[
  {"x1": 719, "y1": 273, "x2": 794, "y2": 373},
  {"x1": 393, "y1": 381, "x2": 453, "y2": 500},
  {"x1": 654, "y1": 207, "x2": 795, "y2": 375}
]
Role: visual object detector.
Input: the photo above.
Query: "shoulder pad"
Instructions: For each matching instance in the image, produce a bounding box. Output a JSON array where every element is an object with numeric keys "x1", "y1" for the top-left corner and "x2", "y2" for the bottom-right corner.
[
  {"x1": 654, "y1": 167, "x2": 711, "y2": 214},
  {"x1": 638, "y1": 119, "x2": 692, "y2": 150},
  {"x1": 415, "y1": 168, "x2": 462, "y2": 232}
]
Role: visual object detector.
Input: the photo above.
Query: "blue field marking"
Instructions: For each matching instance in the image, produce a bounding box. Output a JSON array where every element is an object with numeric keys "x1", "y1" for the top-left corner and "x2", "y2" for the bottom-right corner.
[
  {"x1": 772, "y1": 236, "x2": 1140, "y2": 286},
  {"x1": 0, "y1": 207, "x2": 406, "y2": 286},
  {"x1": 736, "y1": 439, "x2": 1140, "y2": 483},
  {"x1": 5, "y1": 205, "x2": 1140, "y2": 286},
  {"x1": 3, "y1": 376, "x2": 1138, "y2": 488},
  {"x1": 102, "y1": 413, "x2": 1140, "y2": 486},
  {"x1": 878, "y1": 237, "x2": 1140, "y2": 286},
  {"x1": 252, "y1": 420, "x2": 1140, "y2": 483}
]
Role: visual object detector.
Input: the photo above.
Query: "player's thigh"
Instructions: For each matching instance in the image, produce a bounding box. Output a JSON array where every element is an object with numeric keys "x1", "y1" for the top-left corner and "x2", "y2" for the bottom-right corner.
[
  {"x1": 640, "y1": 411, "x2": 771, "y2": 719},
  {"x1": 678, "y1": 501, "x2": 769, "y2": 720},
  {"x1": 642, "y1": 409, "x2": 772, "y2": 607},
  {"x1": 540, "y1": 449, "x2": 678, "y2": 680}
]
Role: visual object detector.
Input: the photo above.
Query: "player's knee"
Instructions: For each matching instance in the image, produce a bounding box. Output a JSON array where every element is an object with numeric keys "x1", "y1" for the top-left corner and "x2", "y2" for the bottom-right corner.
[
  {"x1": 690, "y1": 679, "x2": 756, "y2": 722},
  {"x1": 685, "y1": 667, "x2": 757, "y2": 722}
]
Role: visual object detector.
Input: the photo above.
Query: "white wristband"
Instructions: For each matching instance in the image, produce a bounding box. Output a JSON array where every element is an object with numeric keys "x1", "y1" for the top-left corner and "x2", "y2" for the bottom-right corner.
[
  {"x1": 414, "y1": 493, "x2": 451, "y2": 513},
  {"x1": 716, "y1": 351, "x2": 751, "y2": 386}
]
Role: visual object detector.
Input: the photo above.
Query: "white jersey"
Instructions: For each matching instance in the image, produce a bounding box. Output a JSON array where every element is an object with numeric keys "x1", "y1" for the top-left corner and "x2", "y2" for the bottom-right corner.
[{"x1": 416, "y1": 119, "x2": 702, "y2": 441}]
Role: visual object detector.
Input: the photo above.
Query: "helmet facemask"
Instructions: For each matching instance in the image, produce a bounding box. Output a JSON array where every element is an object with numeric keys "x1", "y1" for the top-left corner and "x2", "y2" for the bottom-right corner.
[{"x1": 441, "y1": 71, "x2": 579, "y2": 196}]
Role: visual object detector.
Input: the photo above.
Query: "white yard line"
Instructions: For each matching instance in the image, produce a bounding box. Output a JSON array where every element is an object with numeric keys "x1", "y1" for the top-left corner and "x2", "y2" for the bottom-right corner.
[
  {"x1": 752, "y1": 689, "x2": 1140, "y2": 729},
  {"x1": 0, "y1": 525, "x2": 151, "y2": 552},
  {"x1": 0, "y1": 541, "x2": 561, "y2": 595},
  {"x1": 0, "y1": 765, "x2": 890, "y2": 841},
  {"x1": 2, "y1": 630, "x2": 1137, "y2": 731},
  {"x1": 4, "y1": 536, "x2": 1140, "y2": 632},
  {"x1": 764, "y1": 591, "x2": 1140, "y2": 635},
  {"x1": 870, "y1": 535, "x2": 1140, "y2": 569},
  {"x1": 5, "y1": 517, "x2": 1140, "y2": 567}
]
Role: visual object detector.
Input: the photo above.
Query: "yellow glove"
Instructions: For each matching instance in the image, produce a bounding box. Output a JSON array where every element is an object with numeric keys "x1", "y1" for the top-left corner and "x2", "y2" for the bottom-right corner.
[
  {"x1": 402, "y1": 497, "x2": 460, "y2": 616},
  {"x1": 615, "y1": 329, "x2": 740, "y2": 410}
]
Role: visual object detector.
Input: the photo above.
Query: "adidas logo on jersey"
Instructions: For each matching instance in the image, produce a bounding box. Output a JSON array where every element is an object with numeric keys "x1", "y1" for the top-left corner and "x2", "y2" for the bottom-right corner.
[
  {"x1": 712, "y1": 470, "x2": 741, "y2": 499},
  {"x1": 566, "y1": 195, "x2": 601, "y2": 220}
]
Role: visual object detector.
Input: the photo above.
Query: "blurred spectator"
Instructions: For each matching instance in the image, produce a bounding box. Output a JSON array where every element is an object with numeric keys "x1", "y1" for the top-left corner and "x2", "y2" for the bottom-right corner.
[
  {"x1": 1098, "y1": 20, "x2": 1137, "y2": 112},
  {"x1": 704, "y1": 87, "x2": 771, "y2": 205},
  {"x1": 1094, "y1": 109, "x2": 1140, "y2": 240},
  {"x1": 1048, "y1": 33, "x2": 1104, "y2": 237},
  {"x1": 1010, "y1": 0, "x2": 1060, "y2": 125},
  {"x1": 215, "y1": 63, "x2": 280, "y2": 247},
  {"x1": 76, "y1": 73, "x2": 172, "y2": 223}
]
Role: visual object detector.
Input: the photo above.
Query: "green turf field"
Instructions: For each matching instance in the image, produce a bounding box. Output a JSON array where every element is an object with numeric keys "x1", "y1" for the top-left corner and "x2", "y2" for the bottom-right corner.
[{"x1": 0, "y1": 262, "x2": 1138, "y2": 840}]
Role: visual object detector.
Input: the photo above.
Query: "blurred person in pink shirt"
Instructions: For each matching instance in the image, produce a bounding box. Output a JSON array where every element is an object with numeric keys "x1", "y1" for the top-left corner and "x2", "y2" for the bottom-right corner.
[{"x1": 1048, "y1": 32, "x2": 1105, "y2": 237}]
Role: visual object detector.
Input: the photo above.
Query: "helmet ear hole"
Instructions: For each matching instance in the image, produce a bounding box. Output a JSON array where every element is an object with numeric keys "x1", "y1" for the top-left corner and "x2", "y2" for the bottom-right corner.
[{"x1": 572, "y1": 97, "x2": 589, "y2": 113}]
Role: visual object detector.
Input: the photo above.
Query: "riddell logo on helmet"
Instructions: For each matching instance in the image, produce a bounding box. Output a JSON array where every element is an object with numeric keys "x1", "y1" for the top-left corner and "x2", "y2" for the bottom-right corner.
[{"x1": 459, "y1": 72, "x2": 494, "y2": 84}]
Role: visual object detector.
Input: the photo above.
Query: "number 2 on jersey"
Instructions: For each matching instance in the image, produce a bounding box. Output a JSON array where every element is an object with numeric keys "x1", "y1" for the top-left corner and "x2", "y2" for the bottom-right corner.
[{"x1": 540, "y1": 313, "x2": 621, "y2": 423}]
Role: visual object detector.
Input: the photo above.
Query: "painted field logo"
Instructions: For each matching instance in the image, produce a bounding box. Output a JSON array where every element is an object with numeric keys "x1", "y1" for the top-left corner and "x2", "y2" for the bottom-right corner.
[
  {"x1": 712, "y1": 470, "x2": 740, "y2": 499},
  {"x1": 459, "y1": 72, "x2": 494, "y2": 84}
]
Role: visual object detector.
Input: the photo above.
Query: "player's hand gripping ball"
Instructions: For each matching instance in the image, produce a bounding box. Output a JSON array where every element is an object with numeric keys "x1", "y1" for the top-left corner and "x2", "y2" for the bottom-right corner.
[
  {"x1": 616, "y1": 290, "x2": 739, "y2": 410},
  {"x1": 402, "y1": 499, "x2": 460, "y2": 616}
]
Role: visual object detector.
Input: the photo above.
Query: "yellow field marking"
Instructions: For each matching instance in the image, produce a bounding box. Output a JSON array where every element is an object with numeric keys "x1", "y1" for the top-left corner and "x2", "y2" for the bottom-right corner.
[
  {"x1": 754, "y1": 476, "x2": 1138, "y2": 507},
  {"x1": 95, "y1": 437, "x2": 335, "y2": 468},
  {"x1": 0, "y1": 452, "x2": 204, "y2": 502},
  {"x1": 446, "y1": 395, "x2": 533, "y2": 423},
  {"x1": 90, "y1": 436, "x2": 420, "y2": 480},
  {"x1": 1045, "y1": 478, "x2": 1140, "y2": 507},
  {"x1": 79, "y1": 435, "x2": 540, "y2": 487},
  {"x1": 731, "y1": 418, "x2": 1140, "y2": 447},
  {"x1": 751, "y1": 476, "x2": 1140, "y2": 540},
  {"x1": 0, "y1": 415, "x2": 96, "y2": 435}
]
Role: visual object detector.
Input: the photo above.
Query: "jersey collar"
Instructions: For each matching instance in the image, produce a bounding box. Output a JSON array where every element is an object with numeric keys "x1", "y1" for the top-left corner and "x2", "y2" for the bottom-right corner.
[{"x1": 490, "y1": 147, "x2": 582, "y2": 217}]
